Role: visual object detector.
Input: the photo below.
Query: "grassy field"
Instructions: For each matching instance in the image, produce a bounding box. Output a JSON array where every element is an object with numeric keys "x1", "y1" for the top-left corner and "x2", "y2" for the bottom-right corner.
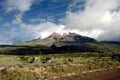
[
  {"x1": 0, "y1": 52, "x2": 119, "y2": 66},
  {"x1": 1, "y1": 43, "x2": 120, "y2": 55},
  {"x1": 0, "y1": 52, "x2": 119, "y2": 80}
]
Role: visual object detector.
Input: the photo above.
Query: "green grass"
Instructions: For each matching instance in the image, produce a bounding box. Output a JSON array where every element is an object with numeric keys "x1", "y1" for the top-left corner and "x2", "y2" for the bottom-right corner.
[
  {"x1": 1, "y1": 42, "x2": 120, "y2": 55},
  {"x1": 0, "y1": 55, "x2": 22, "y2": 67},
  {"x1": 0, "y1": 52, "x2": 119, "y2": 67},
  {"x1": 0, "y1": 52, "x2": 119, "y2": 80}
]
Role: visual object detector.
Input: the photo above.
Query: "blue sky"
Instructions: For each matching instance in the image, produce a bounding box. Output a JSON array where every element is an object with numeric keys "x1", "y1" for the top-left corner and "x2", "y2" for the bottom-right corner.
[
  {"x1": 0, "y1": 0, "x2": 73, "y2": 44},
  {"x1": 0, "y1": 0, "x2": 120, "y2": 44}
]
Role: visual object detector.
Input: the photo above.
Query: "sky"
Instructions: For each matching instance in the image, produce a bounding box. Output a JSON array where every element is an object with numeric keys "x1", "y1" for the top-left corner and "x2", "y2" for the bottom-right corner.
[{"x1": 0, "y1": 0, "x2": 120, "y2": 44}]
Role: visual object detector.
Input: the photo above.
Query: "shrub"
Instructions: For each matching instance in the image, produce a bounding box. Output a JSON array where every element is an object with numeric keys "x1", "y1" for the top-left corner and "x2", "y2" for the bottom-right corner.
[
  {"x1": 45, "y1": 57, "x2": 52, "y2": 61},
  {"x1": 19, "y1": 56, "x2": 30, "y2": 61},
  {"x1": 19, "y1": 56, "x2": 35, "y2": 63},
  {"x1": 68, "y1": 58, "x2": 73, "y2": 63},
  {"x1": 111, "y1": 54, "x2": 120, "y2": 62}
]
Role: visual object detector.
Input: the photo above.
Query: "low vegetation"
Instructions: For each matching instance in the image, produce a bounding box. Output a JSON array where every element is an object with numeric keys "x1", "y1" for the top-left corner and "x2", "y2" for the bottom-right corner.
[
  {"x1": 0, "y1": 42, "x2": 120, "y2": 55},
  {"x1": 0, "y1": 52, "x2": 119, "y2": 79},
  {"x1": 0, "y1": 69, "x2": 39, "y2": 80}
]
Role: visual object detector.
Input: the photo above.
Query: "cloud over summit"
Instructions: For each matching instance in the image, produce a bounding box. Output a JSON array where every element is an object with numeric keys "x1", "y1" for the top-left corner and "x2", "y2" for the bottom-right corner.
[{"x1": 65, "y1": 0, "x2": 120, "y2": 41}]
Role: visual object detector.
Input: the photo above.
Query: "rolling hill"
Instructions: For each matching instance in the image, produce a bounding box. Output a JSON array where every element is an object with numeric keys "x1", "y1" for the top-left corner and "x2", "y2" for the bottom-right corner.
[
  {"x1": 0, "y1": 32, "x2": 120, "y2": 55},
  {"x1": 22, "y1": 32, "x2": 97, "y2": 46}
]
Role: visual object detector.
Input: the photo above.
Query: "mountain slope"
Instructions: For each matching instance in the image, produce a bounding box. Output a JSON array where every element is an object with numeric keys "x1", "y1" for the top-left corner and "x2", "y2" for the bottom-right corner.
[
  {"x1": 22, "y1": 32, "x2": 97, "y2": 46},
  {"x1": 2, "y1": 32, "x2": 118, "y2": 55}
]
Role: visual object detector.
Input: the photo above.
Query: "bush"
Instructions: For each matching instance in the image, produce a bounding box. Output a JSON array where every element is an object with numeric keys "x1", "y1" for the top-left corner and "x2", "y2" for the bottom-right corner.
[
  {"x1": 111, "y1": 54, "x2": 120, "y2": 62},
  {"x1": 68, "y1": 58, "x2": 73, "y2": 63},
  {"x1": 19, "y1": 56, "x2": 35, "y2": 63},
  {"x1": 19, "y1": 56, "x2": 30, "y2": 61},
  {"x1": 45, "y1": 57, "x2": 52, "y2": 61}
]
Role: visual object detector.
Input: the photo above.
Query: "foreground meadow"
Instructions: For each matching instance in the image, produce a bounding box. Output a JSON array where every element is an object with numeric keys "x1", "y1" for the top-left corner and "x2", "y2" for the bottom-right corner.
[{"x1": 0, "y1": 52, "x2": 119, "y2": 80}]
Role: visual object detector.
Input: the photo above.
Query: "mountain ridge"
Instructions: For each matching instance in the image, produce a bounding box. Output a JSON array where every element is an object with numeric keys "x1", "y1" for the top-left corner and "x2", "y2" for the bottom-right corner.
[
  {"x1": 1, "y1": 32, "x2": 120, "y2": 55},
  {"x1": 23, "y1": 32, "x2": 97, "y2": 46}
]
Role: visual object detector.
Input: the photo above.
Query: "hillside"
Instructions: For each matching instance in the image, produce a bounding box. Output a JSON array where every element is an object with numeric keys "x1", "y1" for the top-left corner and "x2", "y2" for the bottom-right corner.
[
  {"x1": 0, "y1": 32, "x2": 120, "y2": 55},
  {"x1": 22, "y1": 32, "x2": 97, "y2": 46}
]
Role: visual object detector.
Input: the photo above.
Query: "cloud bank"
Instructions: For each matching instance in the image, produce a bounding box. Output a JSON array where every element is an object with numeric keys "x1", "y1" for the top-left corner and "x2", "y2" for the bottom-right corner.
[
  {"x1": 19, "y1": 22, "x2": 67, "y2": 39},
  {"x1": 65, "y1": 0, "x2": 120, "y2": 41},
  {"x1": 19, "y1": 0, "x2": 120, "y2": 41}
]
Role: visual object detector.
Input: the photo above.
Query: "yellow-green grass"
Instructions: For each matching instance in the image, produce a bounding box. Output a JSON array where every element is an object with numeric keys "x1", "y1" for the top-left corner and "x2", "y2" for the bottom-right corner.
[
  {"x1": 0, "y1": 52, "x2": 118, "y2": 67},
  {"x1": 0, "y1": 52, "x2": 119, "y2": 80}
]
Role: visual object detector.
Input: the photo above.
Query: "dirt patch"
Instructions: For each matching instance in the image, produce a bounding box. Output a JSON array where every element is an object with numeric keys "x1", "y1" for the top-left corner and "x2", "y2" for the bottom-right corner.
[{"x1": 55, "y1": 68, "x2": 120, "y2": 80}]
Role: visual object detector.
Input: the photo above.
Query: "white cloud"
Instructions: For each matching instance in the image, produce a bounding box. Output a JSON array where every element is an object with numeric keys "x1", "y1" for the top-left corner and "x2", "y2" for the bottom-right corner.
[
  {"x1": 20, "y1": 22, "x2": 67, "y2": 39},
  {"x1": 3, "y1": 0, "x2": 35, "y2": 26},
  {"x1": 4, "y1": 28, "x2": 17, "y2": 36},
  {"x1": 0, "y1": 28, "x2": 18, "y2": 44},
  {"x1": 0, "y1": 36, "x2": 5, "y2": 41},
  {"x1": 65, "y1": 0, "x2": 120, "y2": 41},
  {"x1": 3, "y1": 0, "x2": 34, "y2": 12},
  {"x1": 100, "y1": 11, "x2": 113, "y2": 24},
  {"x1": 12, "y1": 14, "x2": 23, "y2": 25}
]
